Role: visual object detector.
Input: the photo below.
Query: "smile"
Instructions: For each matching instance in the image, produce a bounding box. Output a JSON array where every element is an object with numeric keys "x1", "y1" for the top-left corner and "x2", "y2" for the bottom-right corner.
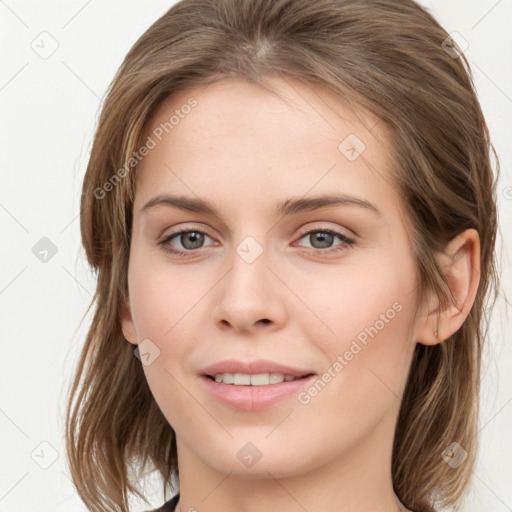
[
  {"x1": 211, "y1": 372, "x2": 300, "y2": 385},
  {"x1": 200, "y1": 373, "x2": 316, "y2": 411}
]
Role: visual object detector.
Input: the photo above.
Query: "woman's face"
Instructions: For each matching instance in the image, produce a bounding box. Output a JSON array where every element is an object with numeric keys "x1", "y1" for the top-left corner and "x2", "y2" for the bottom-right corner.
[{"x1": 121, "y1": 77, "x2": 424, "y2": 480}]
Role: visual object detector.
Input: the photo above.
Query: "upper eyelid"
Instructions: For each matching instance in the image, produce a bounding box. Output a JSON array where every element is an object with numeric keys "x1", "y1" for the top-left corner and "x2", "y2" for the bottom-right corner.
[
  {"x1": 161, "y1": 225, "x2": 215, "y2": 241},
  {"x1": 161, "y1": 223, "x2": 351, "y2": 237},
  {"x1": 296, "y1": 224, "x2": 354, "y2": 238}
]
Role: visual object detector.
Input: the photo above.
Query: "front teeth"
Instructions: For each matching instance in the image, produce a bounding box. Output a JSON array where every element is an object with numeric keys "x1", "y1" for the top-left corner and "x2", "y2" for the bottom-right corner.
[{"x1": 214, "y1": 373, "x2": 298, "y2": 385}]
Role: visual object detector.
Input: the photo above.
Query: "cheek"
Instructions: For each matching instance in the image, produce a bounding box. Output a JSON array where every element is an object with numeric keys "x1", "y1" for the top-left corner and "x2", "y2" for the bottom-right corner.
[
  {"x1": 128, "y1": 246, "x2": 207, "y2": 341},
  {"x1": 292, "y1": 297, "x2": 415, "y2": 457},
  {"x1": 300, "y1": 251, "x2": 417, "y2": 410},
  {"x1": 129, "y1": 281, "x2": 197, "y2": 429},
  {"x1": 127, "y1": 252, "x2": 213, "y2": 424}
]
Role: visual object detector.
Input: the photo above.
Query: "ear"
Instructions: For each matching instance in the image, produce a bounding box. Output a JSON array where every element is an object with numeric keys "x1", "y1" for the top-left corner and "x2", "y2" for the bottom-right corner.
[
  {"x1": 119, "y1": 299, "x2": 138, "y2": 345},
  {"x1": 415, "y1": 228, "x2": 481, "y2": 346}
]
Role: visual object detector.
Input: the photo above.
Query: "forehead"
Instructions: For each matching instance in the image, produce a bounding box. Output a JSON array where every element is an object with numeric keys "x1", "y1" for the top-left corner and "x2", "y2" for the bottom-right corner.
[
  {"x1": 133, "y1": 77, "x2": 406, "y2": 226},
  {"x1": 142, "y1": 77, "x2": 386, "y2": 156}
]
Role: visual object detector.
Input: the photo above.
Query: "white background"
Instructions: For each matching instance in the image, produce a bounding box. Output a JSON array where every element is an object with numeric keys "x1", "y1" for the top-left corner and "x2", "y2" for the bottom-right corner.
[{"x1": 0, "y1": 1, "x2": 511, "y2": 510}]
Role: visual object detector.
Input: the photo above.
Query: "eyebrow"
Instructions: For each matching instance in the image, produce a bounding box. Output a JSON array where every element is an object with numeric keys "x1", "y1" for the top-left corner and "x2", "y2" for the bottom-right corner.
[{"x1": 140, "y1": 193, "x2": 381, "y2": 218}]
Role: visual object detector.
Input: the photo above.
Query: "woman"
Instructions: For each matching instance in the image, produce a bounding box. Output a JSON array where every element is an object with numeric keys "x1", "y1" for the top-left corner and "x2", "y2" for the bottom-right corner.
[{"x1": 65, "y1": 1, "x2": 500, "y2": 511}]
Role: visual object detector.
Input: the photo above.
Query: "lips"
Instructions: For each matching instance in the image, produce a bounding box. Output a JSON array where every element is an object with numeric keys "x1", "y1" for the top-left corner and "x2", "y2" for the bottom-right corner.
[
  {"x1": 200, "y1": 359, "x2": 316, "y2": 379},
  {"x1": 198, "y1": 359, "x2": 317, "y2": 411}
]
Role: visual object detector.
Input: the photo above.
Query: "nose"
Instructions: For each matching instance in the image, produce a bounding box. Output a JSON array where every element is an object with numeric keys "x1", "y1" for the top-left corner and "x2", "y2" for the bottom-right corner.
[{"x1": 211, "y1": 240, "x2": 288, "y2": 335}]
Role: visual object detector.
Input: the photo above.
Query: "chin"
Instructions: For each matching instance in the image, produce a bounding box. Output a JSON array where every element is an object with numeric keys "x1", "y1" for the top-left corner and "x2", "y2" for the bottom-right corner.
[{"x1": 195, "y1": 438, "x2": 322, "y2": 480}]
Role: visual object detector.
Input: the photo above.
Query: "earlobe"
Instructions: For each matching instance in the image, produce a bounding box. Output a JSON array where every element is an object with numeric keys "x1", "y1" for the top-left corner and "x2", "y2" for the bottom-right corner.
[
  {"x1": 416, "y1": 228, "x2": 480, "y2": 346},
  {"x1": 119, "y1": 300, "x2": 138, "y2": 345}
]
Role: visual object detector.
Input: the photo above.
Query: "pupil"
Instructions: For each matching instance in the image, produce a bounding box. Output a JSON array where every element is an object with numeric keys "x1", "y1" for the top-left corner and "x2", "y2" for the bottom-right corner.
[
  {"x1": 311, "y1": 232, "x2": 333, "y2": 249},
  {"x1": 182, "y1": 232, "x2": 204, "y2": 249}
]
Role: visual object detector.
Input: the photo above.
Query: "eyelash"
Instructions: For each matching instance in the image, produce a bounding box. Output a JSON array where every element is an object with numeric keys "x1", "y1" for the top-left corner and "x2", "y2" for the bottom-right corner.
[{"x1": 158, "y1": 226, "x2": 355, "y2": 257}]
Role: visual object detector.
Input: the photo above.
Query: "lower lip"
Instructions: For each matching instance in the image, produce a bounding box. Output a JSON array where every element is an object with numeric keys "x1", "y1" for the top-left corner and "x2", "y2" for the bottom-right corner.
[{"x1": 200, "y1": 375, "x2": 316, "y2": 411}]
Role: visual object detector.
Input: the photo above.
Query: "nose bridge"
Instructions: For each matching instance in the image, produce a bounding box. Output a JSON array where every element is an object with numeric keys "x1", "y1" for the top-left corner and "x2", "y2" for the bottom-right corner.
[{"x1": 212, "y1": 234, "x2": 285, "y2": 330}]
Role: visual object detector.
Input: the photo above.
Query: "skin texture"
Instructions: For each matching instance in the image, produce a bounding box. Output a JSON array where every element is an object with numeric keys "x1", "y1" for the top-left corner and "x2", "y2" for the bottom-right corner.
[{"x1": 120, "y1": 77, "x2": 480, "y2": 512}]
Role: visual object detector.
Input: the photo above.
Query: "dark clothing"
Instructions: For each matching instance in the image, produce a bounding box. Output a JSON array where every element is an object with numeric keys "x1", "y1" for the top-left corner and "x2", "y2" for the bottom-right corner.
[{"x1": 148, "y1": 493, "x2": 179, "y2": 512}]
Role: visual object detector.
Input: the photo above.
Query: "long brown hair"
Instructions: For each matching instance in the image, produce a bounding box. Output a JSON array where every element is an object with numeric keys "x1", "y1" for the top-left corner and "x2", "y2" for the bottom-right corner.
[{"x1": 65, "y1": 1, "x2": 500, "y2": 510}]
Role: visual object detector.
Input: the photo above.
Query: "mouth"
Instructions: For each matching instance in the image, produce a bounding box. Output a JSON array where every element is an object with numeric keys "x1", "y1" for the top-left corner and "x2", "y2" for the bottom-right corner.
[
  {"x1": 198, "y1": 359, "x2": 317, "y2": 411},
  {"x1": 203, "y1": 372, "x2": 315, "y2": 386}
]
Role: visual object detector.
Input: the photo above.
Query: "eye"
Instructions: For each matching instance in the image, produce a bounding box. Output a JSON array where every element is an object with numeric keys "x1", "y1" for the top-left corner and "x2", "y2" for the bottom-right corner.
[
  {"x1": 159, "y1": 229, "x2": 215, "y2": 255},
  {"x1": 295, "y1": 227, "x2": 355, "y2": 254},
  {"x1": 158, "y1": 226, "x2": 355, "y2": 257}
]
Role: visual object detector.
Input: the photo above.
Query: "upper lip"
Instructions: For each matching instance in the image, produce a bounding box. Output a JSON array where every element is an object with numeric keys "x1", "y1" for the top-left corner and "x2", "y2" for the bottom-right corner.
[{"x1": 201, "y1": 359, "x2": 316, "y2": 378}]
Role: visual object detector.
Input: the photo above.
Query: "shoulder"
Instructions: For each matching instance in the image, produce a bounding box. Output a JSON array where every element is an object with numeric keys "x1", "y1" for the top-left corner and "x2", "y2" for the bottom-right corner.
[{"x1": 145, "y1": 493, "x2": 179, "y2": 512}]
